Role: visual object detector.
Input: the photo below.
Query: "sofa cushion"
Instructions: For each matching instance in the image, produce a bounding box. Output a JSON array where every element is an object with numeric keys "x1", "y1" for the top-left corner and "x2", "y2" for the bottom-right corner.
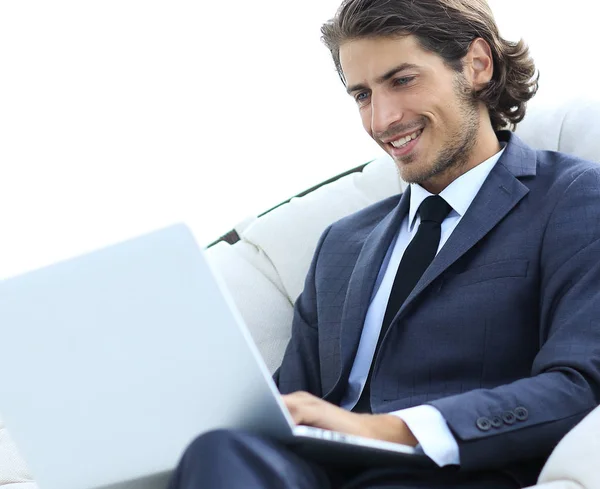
[
  {"x1": 205, "y1": 241, "x2": 294, "y2": 373},
  {"x1": 240, "y1": 156, "x2": 406, "y2": 302}
]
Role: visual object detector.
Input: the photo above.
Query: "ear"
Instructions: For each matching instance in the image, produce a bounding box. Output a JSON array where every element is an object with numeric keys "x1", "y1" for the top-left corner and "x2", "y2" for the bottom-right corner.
[{"x1": 464, "y1": 38, "x2": 494, "y2": 90}]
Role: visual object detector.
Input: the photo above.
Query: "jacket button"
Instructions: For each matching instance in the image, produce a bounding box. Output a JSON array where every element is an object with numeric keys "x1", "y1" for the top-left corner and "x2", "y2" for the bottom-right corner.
[
  {"x1": 514, "y1": 407, "x2": 529, "y2": 421},
  {"x1": 476, "y1": 417, "x2": 492, "y2": 431},
  {"x1": 502, "y1": 411, "x2": 516, "y2": 425},
  {"x1": 491, "y1": 416, "x2": 503, "y2": 428}
]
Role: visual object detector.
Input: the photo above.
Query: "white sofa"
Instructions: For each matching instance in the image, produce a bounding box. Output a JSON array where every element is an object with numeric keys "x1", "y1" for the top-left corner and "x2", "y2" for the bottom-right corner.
[{"x1": 2, "y1": 97, "x2": 600, "y2": 488}]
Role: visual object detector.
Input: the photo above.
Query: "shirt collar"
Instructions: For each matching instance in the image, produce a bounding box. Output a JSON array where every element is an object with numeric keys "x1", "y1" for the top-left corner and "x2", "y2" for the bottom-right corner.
[{"x1": 408, "y1": 144, "x2": 506, "y2": 229}]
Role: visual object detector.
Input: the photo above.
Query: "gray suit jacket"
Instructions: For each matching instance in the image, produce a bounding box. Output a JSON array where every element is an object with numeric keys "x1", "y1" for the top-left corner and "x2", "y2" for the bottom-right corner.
[{"x1": 274, "y1": 131, "x2": 600, "y2": 484}]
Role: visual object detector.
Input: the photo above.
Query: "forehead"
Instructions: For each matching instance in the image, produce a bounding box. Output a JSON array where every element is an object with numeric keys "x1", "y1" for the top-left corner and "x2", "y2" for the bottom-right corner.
[{"x1": 339, "y1": 35, "x2": 440, "y2": 85}]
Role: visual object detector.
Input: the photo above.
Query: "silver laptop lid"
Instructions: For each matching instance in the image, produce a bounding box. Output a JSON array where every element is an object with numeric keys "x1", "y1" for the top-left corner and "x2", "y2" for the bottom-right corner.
[{"x1": 0, "y1": 224, "x2": 294, "y2": 489}]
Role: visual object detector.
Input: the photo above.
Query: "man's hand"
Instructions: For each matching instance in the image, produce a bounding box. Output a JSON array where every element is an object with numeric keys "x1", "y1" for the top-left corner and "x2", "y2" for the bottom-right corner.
[{"x1": 282, "y1": 391, "x2": 418, "y2": 446}]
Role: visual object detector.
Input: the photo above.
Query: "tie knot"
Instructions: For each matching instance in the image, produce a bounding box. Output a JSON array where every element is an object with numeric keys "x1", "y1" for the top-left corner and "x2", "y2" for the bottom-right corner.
[{"x1": 419, "y1": 195, "x2": 452, "y2": 224}]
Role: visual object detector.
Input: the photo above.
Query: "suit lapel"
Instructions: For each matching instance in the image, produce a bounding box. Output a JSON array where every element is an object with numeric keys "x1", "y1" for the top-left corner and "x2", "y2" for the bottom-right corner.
[
  {"x1": 323, "y1": 189, "x2": 410, "y2": 399},
  {"x1": 395, "y1": 132, "x2": 537, "y2": 319}
]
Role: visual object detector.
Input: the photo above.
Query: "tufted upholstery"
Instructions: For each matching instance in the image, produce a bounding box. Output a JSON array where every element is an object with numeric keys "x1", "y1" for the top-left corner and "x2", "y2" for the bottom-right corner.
[{"x1": 1, "y1": 96, "x2": 599, "y2": 487}]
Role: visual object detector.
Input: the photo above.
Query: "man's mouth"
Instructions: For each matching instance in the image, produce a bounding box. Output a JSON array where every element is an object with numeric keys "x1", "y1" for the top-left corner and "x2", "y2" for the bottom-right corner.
[{"x1": 388, "y1": 128, "x2": 424, "y2": 149}]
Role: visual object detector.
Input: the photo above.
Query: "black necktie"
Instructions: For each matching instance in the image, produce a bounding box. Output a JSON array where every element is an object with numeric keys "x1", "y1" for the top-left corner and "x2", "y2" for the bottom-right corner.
[{"x1": 352, "y1": 195, "x2": 452, "y2": 413}]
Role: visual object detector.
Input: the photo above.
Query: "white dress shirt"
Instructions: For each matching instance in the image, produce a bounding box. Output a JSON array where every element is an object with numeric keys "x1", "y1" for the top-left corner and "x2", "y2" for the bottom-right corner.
[{"x1": 339, "y1": 145, "x2": 506, "y2": 466}]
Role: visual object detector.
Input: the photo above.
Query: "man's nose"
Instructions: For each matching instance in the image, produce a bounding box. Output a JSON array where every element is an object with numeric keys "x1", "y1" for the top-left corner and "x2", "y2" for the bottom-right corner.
[{"x1": 371, "y1": 93, "x2": 404, "y2": 137}]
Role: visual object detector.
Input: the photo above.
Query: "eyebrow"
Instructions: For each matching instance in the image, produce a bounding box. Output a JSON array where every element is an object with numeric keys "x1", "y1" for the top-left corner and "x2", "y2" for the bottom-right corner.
[{"x1": 345, "y1": 63, "x2": 420, "y2": 95}]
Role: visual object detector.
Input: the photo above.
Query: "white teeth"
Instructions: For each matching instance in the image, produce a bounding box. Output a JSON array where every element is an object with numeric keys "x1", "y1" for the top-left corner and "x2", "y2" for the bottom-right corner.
[{"x1": 390, "y1": 129, "x2": 422, "y2": 148}]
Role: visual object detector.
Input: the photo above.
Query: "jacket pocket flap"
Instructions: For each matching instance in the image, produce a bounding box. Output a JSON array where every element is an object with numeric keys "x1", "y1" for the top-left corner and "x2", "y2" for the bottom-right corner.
[{"x1": 448, "y1": 259, "x2": 529, "y2": 287}]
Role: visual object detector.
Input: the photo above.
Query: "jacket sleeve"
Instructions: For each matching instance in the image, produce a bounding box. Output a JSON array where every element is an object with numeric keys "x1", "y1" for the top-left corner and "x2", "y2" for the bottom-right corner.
[
  {"x1": 273, "y1": 225, "x2": 332, "y2": 397},
  {"x1": 428, "y1": 167, "x2": 600, "y2": 471}
]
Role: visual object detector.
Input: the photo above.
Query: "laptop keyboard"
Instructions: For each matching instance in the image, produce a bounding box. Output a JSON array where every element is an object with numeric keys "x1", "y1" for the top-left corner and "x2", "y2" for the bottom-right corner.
[
  {"x1": 295, "y1": 425, "x2": 352, "y2": 442},
  {"x1": 292, "y1": 425, "x2": 418, "y2": 454}
]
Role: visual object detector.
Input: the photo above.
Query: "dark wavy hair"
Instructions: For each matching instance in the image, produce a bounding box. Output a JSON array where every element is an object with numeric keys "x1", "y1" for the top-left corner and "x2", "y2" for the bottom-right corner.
[{"x1": 321, "y1": 0, "x2": 539, "y2": 131}]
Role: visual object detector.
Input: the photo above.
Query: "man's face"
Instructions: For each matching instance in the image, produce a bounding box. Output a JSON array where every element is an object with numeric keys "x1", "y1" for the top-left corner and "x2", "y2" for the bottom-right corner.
[{"x1": 340, "y1": 35, "x2": 481, "y2": 190}]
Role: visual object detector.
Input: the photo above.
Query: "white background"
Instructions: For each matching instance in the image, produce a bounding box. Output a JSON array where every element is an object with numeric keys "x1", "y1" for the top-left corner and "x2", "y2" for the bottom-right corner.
[{"x1": 0, "y1": 0, "x2": 594, "y2": 278}]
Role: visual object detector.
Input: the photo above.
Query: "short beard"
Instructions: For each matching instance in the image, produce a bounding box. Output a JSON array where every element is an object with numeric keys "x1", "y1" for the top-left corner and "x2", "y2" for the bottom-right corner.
[{"x1": 400, "y1": 73, "x2": 480, "y2": 186}]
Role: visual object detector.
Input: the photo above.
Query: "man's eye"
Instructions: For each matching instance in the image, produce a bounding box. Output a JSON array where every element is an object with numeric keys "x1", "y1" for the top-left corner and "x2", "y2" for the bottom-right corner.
[
  {"x1": 394, "y1": 76, "x2": 414, "y2": 86},
  {"x1": 355, "y1": 92, "x2": 369, "y2": 103}
]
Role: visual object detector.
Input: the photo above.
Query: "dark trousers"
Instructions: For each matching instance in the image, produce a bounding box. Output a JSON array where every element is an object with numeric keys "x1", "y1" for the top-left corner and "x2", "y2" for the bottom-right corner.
[{"x1": 167, "y1": 429, "x2": 520, "y2": 489}]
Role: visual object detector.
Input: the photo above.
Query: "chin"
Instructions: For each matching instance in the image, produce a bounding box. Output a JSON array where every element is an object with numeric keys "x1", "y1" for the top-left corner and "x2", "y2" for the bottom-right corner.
[
  {"x1": 397, "y1": 165, "x2": 421, "y2": 185},
  {"x1": 395, "y1": 156, "x2": 423, "y2": 182}
]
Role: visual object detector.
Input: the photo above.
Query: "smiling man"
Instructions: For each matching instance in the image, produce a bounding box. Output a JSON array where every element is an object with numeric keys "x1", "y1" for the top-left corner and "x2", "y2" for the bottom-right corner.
[
  {"x1": 342, "y1": 34, "x2": 500, "y2": 194},
  {"x1": 168, "y1": 1, "x2": 600, "y2": 488}
]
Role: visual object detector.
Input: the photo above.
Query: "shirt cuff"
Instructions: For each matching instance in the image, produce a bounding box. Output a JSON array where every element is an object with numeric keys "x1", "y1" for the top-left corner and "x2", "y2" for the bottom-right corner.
[{"x1": 391, "y1": 405, "x2": 460, "y2": 467}]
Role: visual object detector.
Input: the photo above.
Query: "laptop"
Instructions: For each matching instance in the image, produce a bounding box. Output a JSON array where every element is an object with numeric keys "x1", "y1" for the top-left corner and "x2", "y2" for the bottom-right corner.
[{"x1": 0, "y1": 224, "x2": 431, "y2": 489}]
